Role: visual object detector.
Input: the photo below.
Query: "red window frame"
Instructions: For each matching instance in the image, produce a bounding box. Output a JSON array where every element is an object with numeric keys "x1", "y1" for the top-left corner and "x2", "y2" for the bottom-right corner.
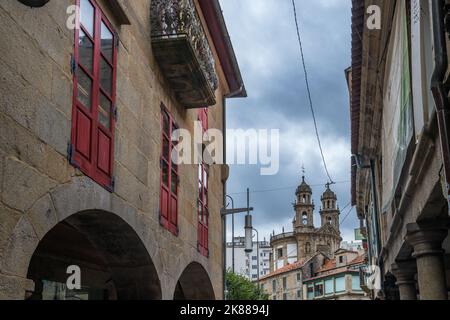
[
  {"x1": 198, "y1": 108, "x2": 209, "y2": 257},
  {"x1": 70, "y1": 0, "x2": 117, "y2": 191},
  {"x1": 160, "y1": 105, "x2": 179, "y2": 236}
]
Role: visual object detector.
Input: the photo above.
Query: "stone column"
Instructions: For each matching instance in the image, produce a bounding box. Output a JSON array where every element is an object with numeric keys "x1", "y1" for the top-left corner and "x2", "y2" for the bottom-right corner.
[
  {"x1": 405, "y1": 223, "x2": 448, "y2": 300},
  {"x1": 391, "y1": 261, "x2": 417, "y2": 300}
]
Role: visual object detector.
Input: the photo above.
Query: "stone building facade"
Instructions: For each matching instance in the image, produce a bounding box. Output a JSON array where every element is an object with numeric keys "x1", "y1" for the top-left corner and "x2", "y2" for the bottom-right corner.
[
  {"x1": 259, "y1": 252, "x2": 327, "y2": 300},
  {"x1": 350, "y1": 0, "x2": 450, "y2": 300},
  {"x1": 0, "y1": 0, "x2": 245, "y2": 300},
  {"x1": 258, "y1": 249, "x2": 368, "y2": 300},
  {"x1": 302, "y1": 250, "x2": 368, "y2": 300},
  {"x1": 270, "y1": 176, "x2": 342, "y2": 272}
]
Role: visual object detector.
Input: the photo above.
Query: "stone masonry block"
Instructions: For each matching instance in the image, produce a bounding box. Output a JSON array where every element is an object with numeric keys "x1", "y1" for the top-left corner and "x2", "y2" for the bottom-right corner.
[
  {"x1": 26, "y1": 194, "x2": 58, "y2": 241},
  {"x1": 0, "y1": 216, "x2": 39, "y2": 278},
  {"x1": 0, "y1": 113, "x2": 73, "y2": 183},
  {"x1": 0, "y1": 274, "x2": 34, "y2": 300},
  {"x1": 50, "y1": 176, "x2": 113, "y2": 222},
  {"x1": 2, "y1": 157, "x2": 57, "y2": 212},
  {"x1": 0, "y1": 203, "x2": 22, "y2": 265}
]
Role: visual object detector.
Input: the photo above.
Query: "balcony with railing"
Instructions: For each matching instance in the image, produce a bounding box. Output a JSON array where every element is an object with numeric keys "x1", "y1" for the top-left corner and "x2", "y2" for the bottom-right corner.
[
  {"x1": 270, "y1": 232, "x2": 295, "y2": 243},
  {"x1": 151, "y1": 0, "x2": 218, "y2": 108}
]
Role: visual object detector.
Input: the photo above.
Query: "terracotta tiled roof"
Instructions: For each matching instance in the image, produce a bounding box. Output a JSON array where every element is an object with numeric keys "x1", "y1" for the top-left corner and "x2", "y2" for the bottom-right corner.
[
  {"x1": 317, "y1": 253, "x2": 366, "y2": 275},
  {"x1": 319, "y1": 259, "x2": 337, "y2": 272},
  {"x1": 349, "y1": 254, "x2": 366, "y2": 265},
  {"x1": 259, "y1": 258, "x2": 307, "y2": 281}
]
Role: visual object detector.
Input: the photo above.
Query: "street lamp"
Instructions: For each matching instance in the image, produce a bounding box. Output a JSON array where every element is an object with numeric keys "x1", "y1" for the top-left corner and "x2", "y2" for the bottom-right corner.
[
  {"x1": 221, "y1": 199, "x2": 254, "y2": 300},
  {"x1": 245, "y1": 215, "x2": 253, "y2": 253}
]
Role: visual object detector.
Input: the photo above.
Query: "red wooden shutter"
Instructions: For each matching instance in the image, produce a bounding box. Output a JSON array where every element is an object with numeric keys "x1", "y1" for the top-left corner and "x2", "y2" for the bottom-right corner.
[
  {"x1": 198, "y1": 108, "x2": 209, "y2": 257},
  {"x1": 160, "y1": 106, "x2": 179, "y2": 236},
  {"x1": 70, "y1": 0, "x2": 117, "y2": 191}
]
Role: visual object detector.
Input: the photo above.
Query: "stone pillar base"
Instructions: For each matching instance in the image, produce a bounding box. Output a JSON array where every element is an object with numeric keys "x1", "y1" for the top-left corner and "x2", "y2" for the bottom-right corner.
[{"x1": 0, "y1": 273, "x2": 35, "y2": 300}]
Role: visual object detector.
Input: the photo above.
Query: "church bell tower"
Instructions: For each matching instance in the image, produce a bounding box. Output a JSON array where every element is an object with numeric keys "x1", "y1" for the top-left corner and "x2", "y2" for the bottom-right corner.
[
  {"x1": 320, "y1": 183, "x2": 340, "y2": 232},
  {"x1": 293, "y1": 175, "x2": 314, "y2": 231}
]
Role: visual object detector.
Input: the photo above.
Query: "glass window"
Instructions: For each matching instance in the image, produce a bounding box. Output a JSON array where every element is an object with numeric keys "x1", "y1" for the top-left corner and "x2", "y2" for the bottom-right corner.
[
  {"x1": 352, "y1": 275, "x2": 362, "y2": 291},
  {"x1": 98, "y1": 93, "x2": 111, "y2": 129},
  {"x1": 78, "y1": 29, "x2": 93, "y2": 72},
  {"x1": 335, "y1": 277, "x2": 345, "y2": 292},
  {"x1": 100, "y1": 57, "x2": 113, "y2": 95},
  {"x1": 307, "y1": 285, "x2": 314, "y2": 300},
  {"x1": 80, "y1": 0, "x2": 95, "y2": 36},
  {"x1": 76, "y1": 68, "x2": 92, "y2": 109},
  {"x1": 325, "y1": 279, "x2": 334, "y2": 294},
  {"x1": 314, "y1": 282, "x2": 324, "y2": 297},
  {"x1": 101, "y1": 21, "x2": 114, "y2": 61}
]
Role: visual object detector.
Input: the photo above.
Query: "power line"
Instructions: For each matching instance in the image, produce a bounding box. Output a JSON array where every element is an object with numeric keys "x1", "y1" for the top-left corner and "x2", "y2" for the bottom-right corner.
[
  {"x1": 340, "y1": 205, "x2": 355, "y2": 226},
  {"x1": 228, "y1": 180, "x2": 350, "y2": 196},
  {"x1": 291, "y1": 0, "x2": 334, "y2": 184}
]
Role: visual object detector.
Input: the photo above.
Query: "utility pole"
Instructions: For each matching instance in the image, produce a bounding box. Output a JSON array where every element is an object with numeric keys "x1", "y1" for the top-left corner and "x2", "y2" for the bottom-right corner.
[{"x1": 221, "y1": 189, "x2": 254, "y2": 300}]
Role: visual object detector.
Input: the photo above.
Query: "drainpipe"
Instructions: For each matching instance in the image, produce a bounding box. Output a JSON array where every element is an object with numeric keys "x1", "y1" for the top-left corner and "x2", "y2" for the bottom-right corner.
[
  {"x1": 222, "y1": 85, "x2": 245, "y2": 300},
  {"x1": 431, "y1": 0, "x2": 450, "y2": 215}
]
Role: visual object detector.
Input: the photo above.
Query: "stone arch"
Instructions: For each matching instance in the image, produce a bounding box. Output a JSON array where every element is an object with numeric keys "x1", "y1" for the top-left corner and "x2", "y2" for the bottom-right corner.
[
  {"x1": 173, "y1": 262, "x2": 215, "y2": 300},
  {"x1": 0, "y1": 177, "x2": 162, "y2": 300},
  {"x1": 27, "y1": 210, "x2": 162, "y2": 300}
]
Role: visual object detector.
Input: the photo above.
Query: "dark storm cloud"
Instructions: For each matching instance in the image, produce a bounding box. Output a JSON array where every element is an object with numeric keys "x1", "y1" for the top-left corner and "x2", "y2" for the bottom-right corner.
[{"x1": 220, "y1": 0, "x2": 357, "y2": 241}]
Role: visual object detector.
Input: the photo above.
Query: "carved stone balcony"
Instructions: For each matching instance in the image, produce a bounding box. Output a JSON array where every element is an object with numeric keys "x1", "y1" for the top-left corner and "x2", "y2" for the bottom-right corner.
[{"x1": 151, "y1": 0, "x2": 218, "y2": 108}]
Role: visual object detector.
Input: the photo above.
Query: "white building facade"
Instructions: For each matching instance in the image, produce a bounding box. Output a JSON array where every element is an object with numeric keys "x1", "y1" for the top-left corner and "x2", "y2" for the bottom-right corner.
[{"x1": 226, "y1": 237, "x2": 272, "y2": 280}]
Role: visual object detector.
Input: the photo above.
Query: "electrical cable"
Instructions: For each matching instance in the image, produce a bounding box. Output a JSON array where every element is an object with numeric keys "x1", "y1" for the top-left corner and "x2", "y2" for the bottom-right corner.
[{"x1": 292, "y1": 0, "x2": 335, "y2": 184}]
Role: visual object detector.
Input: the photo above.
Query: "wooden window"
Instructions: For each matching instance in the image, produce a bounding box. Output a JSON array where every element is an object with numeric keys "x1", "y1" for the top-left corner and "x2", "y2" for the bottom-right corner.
[
  {"x1": 70, "y1": 0, "x2": 117, "y2": 191},
  {"x1": 198, "y1": 108, "x2": 209, "y2": 257},
  {"x1": 160, "y1": 105, "x2": 179, "y2": 236}
]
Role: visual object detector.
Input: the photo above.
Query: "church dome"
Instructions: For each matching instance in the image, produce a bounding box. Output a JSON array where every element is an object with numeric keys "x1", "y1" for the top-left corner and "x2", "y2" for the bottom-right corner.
[
  {"x1": 296, "y1": 176, "x2": 312, "y2": 194},
  {"x1": 321, "y1": 183, "x2": 337, "y2": 199}
]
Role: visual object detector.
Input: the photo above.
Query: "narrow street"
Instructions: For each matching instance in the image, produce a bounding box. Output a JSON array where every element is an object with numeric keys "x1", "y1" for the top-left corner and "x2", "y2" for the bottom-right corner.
[{"x1": 0, "y1": 0, "x2": 449, "y2": 312}]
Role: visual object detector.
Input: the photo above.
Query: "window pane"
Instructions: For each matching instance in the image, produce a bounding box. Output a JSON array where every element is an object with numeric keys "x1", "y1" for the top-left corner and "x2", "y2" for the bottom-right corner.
[
  {"x1": 204, "y1": 207, "x2": 209, "y2": 224},
  {"x1": 80, "y1": 0, "x2": 95, "y2": 36},
  {"x1": 335, "y1": 277, "x2": 345, "y2": 292},
  {"x1": 171, "y1": 172, "x2": 177, "y2": 194},
  {"x1": 98, "y1": 93, "x2": 111, "y2": 129},
  {"x1": 352, "y1": 275, "x2": 362, "y2": 291},
  {"x1": 198, "y1": 165, "x2": 202, "y2": 182},
  {"x1": 100, "y1": 57, "x2": 113, "y2": 95},
  {"x1": 77, "y1": 68, "x2": 92, "y2": 110},
  {"x1": 101, "y1": 21, "x2": 114, "y2": 61},
  {"x1": 163, "y1": 138, "x2": 170, "y2": 161},
  {"x1": 325, "y1": 279, "x2": 334, "y2": 294},
  {"x1": 78, "y1": 29, "x2": 93, "y2": 72},
  {"x1": 203, "y1": 168, "x2": 208, "y2": 188},
  {"x1": 162, "y1": 161, "x2": 169, "y2": 186},
  {"x1": 198, "y1": 200, "x2": 203, "y2": 222},
  {"x1": 162, "y1": 111, "x2": 170, "y2": 136}
]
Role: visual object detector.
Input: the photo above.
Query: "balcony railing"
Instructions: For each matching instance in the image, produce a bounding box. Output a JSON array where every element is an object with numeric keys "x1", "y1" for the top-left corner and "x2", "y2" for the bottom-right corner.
[
  {"x1": 151, "y1": 0, "x2": 218, "y2": 108},
  {"x1": 270, "y1": 232, "x2": 295, "y2": 242}
]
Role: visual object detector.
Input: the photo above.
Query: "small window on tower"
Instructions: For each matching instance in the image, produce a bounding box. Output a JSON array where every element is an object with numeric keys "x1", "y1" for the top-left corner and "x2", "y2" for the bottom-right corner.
[
  {"x1": 302, "y1": 212, "x2": 308, "y2": 225},
  {"x1": 277, "y1": 248, "x2": 284, "y2": 258},
  {"x1": 305, "y1": 242, "x2": 311, "y2": 254}
]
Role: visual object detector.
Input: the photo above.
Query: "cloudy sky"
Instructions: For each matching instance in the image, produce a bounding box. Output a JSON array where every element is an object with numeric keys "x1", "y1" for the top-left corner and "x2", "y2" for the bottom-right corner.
[{"x1": 220, "y1": 0, "x2": 356, "y2": 242}]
